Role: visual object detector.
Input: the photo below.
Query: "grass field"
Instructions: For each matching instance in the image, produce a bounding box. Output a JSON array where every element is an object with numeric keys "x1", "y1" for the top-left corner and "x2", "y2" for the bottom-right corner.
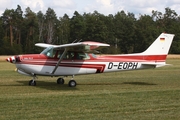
[{"x1": 0, "y1": 57, "x2": 180, "y2": 119}]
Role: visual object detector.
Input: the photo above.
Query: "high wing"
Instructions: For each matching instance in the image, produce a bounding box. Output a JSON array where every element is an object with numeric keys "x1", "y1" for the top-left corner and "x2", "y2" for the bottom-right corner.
[
  {"x1": 35, "y1": 41, "x2": 110, "y2": 52},
  {"x1": 35, "y1": 41, "x2": 110, "y2": 74},
  {"x1": 35, "y1": 43, "x2": 57, "y2": 48}
]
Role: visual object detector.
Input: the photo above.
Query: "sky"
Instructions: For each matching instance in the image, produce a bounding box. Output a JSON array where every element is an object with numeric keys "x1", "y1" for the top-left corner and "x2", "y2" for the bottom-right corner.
[{"x1": 0, "y1": 0, "x2": 180, "y2": 18}]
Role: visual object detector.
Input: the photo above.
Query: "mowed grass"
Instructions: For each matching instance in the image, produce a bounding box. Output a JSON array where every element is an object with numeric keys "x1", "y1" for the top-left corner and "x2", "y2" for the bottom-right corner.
[{"x1": 0, "y1": 58, "x2": 180, "y2": 120}]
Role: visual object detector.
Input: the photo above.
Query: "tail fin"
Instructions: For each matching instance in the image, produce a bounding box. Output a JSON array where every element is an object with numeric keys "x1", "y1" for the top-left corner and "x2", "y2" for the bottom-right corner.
[
  {"x1": 140, "y1": 33, "x2": 175, "y2": 67},
  {"x1": 142, "y1": 33, "x2": 175, "y2": 55}
]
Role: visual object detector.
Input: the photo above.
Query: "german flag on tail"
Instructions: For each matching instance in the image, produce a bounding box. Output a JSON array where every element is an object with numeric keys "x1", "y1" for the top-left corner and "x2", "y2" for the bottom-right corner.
[{"x1": 160, "y1": 38, "x2": 165, "y2": 42}]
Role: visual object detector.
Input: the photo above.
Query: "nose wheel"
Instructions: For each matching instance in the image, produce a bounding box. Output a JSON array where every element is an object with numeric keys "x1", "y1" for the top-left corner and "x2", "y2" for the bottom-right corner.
[{"x1": 29, "y1": 79, "x2": 36, "y2": 86}]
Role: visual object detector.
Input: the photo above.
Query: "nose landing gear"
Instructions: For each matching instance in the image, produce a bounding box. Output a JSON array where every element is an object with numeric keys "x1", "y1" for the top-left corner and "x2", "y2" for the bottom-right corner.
[
  {"x1": 29, "y1": 76, "x2": 37, "y2": 86},
  {"x1": 29, "y1": 79, "x2": 36, "y2": 86}
]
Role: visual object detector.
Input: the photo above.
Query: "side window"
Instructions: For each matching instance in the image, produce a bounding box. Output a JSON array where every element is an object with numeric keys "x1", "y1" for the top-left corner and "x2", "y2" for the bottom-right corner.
[
  {"x1": 76, "y1": 52, "x2": 90, "y2": 60},
  {"x1": 52, "y1": 51, "x2": 90, "y2": 60},
  {"x1": 63, "y1": 51, "x2": 75, "y2": 60},
  {"x1": 57, "y1": 50, "x2": 63, "y2": 58}
]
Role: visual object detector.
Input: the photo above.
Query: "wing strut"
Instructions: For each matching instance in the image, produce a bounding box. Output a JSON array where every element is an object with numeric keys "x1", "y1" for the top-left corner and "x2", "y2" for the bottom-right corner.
[{"x1": 51, "y1": 48, "x2": 68, "y2": 75}]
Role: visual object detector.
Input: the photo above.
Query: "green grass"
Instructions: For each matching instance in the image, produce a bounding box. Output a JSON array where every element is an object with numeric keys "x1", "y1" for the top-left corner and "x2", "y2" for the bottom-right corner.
[{"x1": 0, "y1": 59, "x2": 180, "y2": 120}]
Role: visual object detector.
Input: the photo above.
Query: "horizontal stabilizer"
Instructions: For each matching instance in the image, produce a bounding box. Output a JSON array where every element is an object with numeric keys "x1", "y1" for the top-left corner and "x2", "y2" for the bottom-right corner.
[{"x1": 141, "y1": 62, "x2": 171, "y2": 68}]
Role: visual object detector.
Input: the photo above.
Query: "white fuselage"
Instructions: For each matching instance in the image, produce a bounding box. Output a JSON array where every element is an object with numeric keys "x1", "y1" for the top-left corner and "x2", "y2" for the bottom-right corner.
[{"x1": 15, "y1": 60, "x2": 157, "y2": 76}]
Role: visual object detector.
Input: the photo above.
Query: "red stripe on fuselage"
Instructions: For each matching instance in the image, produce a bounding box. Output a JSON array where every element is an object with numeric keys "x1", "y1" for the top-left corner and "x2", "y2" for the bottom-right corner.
[
  {"x1": 97, "y1": 54, "x2": 167, "y2": 62},
  {"x1": 18, "y1": 54, "x2": 167, "y2": 62}
]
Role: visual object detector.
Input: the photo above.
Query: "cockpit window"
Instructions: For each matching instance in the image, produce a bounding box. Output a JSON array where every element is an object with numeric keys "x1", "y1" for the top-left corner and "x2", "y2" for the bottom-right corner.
[
  {"x1": 77, "y1": 53, "x2": 90, "y2": 60},
  {"x1": 41, "y1": 47, "x2": 55, "y2": 57},
  {"x1": 41, "y1": 47, "x2": 90, "y2": 60},
  {"x1": 63, "y1": 51, "x2": 75, "y2": 59}
]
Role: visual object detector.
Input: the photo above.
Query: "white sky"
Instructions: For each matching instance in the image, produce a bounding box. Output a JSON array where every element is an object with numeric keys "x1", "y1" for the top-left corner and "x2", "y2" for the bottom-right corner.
[{"x1": 0, "y1": 0, "x2": 180, "y2": 18}]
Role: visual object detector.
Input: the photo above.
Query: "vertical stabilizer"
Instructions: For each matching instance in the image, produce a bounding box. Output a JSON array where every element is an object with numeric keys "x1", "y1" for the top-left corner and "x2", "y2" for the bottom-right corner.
[{"x1": 142, "y1": 33, "x2": 175, "y2": 55}]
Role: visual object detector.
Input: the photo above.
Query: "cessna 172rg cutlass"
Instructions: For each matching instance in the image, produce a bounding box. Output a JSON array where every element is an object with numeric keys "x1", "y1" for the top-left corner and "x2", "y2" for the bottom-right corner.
[{"x1": 6, "y1": 33, "x2": 174, "y2": 87}]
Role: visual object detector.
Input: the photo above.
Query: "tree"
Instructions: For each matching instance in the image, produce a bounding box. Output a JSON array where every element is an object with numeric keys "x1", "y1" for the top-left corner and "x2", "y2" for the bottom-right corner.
[
  {"x1": 134, "y1": 14, "x2": 159, "y2": 52},
  {"x1": 0, "y1": 6, "x2": 179, "y2": 55},
  {"x1": 58, "y1": 14, "x2": 70, "y2": 44},
  {"x1": 70, "y1": 11, "x2": 86, "y2": 42},
  {"x1": 104, "y1": 14, "x2": 115, "y2": 44},
  {"x1": 114, "y1": 11, "x2": 136, "y2": 53},
  {"x1": 83, "y1": 11, "x2": 109, "y2": 42},
  {"x1": 2, "y1": 9, "x2": 15, "y2": 46},
  {"x1": 14, "y1": 5, "x2": 23, "y2": 45},
  {"x1": 45, "y1": 8, "x2": 57, "y2": 44},
  {"x1": 24, "y1": 7, "x2": 38, "y2": 53},
  {"x1": 152, "y1": 7, "x2": 180, "y2": 53},
  {"x1": 37, "y1": 11, "x2": 45, "y2": 43}
]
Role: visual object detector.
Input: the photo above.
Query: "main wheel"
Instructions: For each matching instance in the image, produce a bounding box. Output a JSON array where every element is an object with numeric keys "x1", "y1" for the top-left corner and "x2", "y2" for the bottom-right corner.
[
  {"x1": 68, "y1": 80, "x2": 76, "y2": 87},
  {"x1": 57, "y1": 78, "x2": 64, "y2": 85},
  {"x1": 29, "y1": 80, "x2": 36, "y2": 86}
]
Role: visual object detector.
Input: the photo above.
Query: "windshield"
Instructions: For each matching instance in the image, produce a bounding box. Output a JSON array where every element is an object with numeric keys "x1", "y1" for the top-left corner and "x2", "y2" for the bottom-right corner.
[
  {"x1": 40, "y1": 47, "x2": 55, "y2": 57},
  {"x1": 91, "y1": 53, "x2": 97, "y2": 58}
]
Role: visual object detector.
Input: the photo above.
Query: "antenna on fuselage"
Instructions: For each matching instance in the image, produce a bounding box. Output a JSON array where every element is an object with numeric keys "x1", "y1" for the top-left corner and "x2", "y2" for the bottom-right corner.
[
  {"x1": 72, "y1": 39, "x2": 77, "y2": 43},
  {"x1": 77, "y1": 39, "x2": 82, "y2": 42},
  {"x1": 72, "y1": 39, "x2": 82, "y2": 43}
]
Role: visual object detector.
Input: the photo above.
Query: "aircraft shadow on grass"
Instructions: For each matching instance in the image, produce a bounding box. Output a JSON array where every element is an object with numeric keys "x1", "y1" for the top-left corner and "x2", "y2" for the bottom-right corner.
[
  {"x1": 16, "y1": 80, "x2": 128, "y2": 90},
  {"x1": 1, "y1": 80, "x2": 156, "y2": 91},
  {"x1": 15, "y1": 81, "x2": 157, "y2": 91},
  {"x1": 122, "y1": 82, "x2": 157, "y2": 85},
  {"x1": 78, "y1": 82, "x2": 121, "y2": 86},
  {"x1": 66, "y1": 81, "x2": 157, "y2": 86}
]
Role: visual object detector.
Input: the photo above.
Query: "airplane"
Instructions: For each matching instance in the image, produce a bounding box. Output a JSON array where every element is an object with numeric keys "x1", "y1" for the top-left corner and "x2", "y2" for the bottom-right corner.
[{"x1": 6, "y1": 33, "x2": 174, "y2": 87}]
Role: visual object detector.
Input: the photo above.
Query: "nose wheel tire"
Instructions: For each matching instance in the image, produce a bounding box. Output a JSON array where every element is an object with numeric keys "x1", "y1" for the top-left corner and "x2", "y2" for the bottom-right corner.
[
  {"x1": 68, "y1": 80, "x2": 76, "y2": 87},
  {"x1": 29, "y1": 80, "x2": 36, "y2": 86},
  {"x1": 57, "y1": 78, "x2": 64, "y2": 85}
]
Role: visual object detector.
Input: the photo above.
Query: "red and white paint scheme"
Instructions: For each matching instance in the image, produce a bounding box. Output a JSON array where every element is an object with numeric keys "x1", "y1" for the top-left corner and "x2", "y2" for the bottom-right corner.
[{"x1": 6, "y1": 33, "x2": 175, "y2": 87}]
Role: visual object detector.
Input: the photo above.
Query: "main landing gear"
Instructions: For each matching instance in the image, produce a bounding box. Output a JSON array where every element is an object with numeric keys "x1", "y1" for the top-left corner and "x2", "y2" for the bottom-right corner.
[
  {"x1": 57, "y1": 78, "x2": 65, "y2": 84},
  {"x1": 56, "y1": 76, "x2": 77, "y2": 87},
  {"x1": 68, "y1": 80, "x2": 77, "y2": 87}
]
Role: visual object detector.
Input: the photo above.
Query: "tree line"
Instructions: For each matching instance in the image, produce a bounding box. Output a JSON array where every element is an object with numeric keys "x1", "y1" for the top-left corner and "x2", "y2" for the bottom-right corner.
[{"x1": 0, "y1": 5, "x2": 180, "y2": 55}]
